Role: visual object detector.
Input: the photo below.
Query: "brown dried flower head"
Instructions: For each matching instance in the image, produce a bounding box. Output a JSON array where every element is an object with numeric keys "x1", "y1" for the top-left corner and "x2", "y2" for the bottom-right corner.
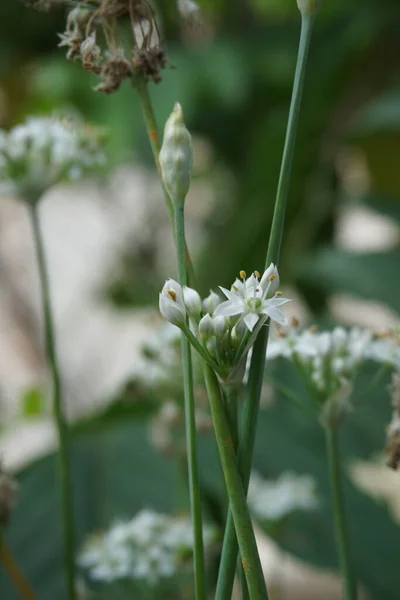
[{"x1": 55, "y1": 0, "x2": 168, "y2": 94}]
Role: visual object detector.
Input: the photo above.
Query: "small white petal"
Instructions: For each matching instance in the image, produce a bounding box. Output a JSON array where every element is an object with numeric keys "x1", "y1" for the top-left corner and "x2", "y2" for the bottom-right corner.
[
  {"x1": 244, "y1": 313, "x2": 259, "y2": 332},
  {"x1": 214, "y1": 300, "x2": 243, "y2": 318},
  {"x1": 262, "y1": 306, "x2": 288, "y2": 325}
]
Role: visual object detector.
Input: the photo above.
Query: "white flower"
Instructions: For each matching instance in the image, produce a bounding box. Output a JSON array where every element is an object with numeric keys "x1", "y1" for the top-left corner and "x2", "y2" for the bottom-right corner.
[
  {"x1": 183, "y1": 286, "x2": 202, "y2": 320},
  {"x1": 214, "y1": 265, "x2": 291, "y2": 331},
  {"x1": 79, "y1": 509, "x2": 217, "y2": 586},
  {"x1": 159, "y1": 279, "x2": 187, "y2": 327},
  {"x1": 0, "y1": 116, "x2": 105, "y2": 201},
  {"x1": 248, "y1": 471, "x2": 318, "y2": 522},
  {"x1": 366, "y1": 338, "x2": 400, "y2": 367}
]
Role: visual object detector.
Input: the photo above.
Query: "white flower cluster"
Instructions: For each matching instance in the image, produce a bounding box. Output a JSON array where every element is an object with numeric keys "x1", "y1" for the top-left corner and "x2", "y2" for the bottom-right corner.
[
  {"x1": 159, "y1": 265, "x2": 290, "y2": 380},
  {"x1": 267, "y1": 325, "x2": 400, "y2": 424},
  {"x1": 0, "y1": 116, "x2": 105, "y2": 201},
  {"x1": 79, "y1": 509, "x2": 217, "y2": 586},
  {"x1": 248, "y1": 471, "x2": 318, "y2": 523}
]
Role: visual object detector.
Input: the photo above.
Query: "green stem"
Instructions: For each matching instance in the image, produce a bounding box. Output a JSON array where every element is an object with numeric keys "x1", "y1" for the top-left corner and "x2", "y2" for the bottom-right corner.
[
  {"x1": 203, "y1": 366, "x2": 268, "y2": 600},
  {"x1": 28, "y1": 204, "x2": 76, "y2": 600},
  {"x1": 325, "y1": 427, "x2": 357, "y2": 600},
  {"x1": 134, "y1": 77, "x2": 196, "y2": 286},
  {"x1": 0, "y1": 535, "x2": 38, "y2": 600},
  {"x1": 215, "y1": 13, "x2": 315, "y2": 600},
  {"x1": 174, "y1": 204, "x2": 206, "y2": 600}
]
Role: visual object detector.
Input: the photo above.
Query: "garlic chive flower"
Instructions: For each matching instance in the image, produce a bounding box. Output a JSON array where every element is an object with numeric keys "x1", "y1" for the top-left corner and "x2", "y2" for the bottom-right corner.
[
  {"x1": 79, "y1": 509, "x2": 217, "y2": 587},
  {"x1": 267, "y1": 324, "x2": 400, "y2": 426},
  {"x1": 0, "y1": 116, "x2": 105, "y2": 202},
  {"x1": 159, "y1": 266, "x2": 291, "y2": 381},
  {"x1": 159, "y1": 103, "x2": 193, "y2": 203},
  {"x1": 159, "y1": 279, "x2": 187, "y2": 327},
  {"x1": 248, "y1": 471, "x2": 318, "y2": 524},
  {"x1": 214, "y1": 264, "x2": 291, "y2": 332}
]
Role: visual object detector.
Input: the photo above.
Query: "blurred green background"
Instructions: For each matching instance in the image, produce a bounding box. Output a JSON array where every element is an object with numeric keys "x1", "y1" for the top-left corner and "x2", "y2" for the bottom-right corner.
[{"x1": 1, "y1": 0, "x2": 400, "y2": 598}]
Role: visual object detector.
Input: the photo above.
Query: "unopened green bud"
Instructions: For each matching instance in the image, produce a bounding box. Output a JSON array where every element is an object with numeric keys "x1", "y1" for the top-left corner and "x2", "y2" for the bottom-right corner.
[
  {"x1": 159, "y1": 103, "x2": 193, "y2": 204},
  {"x1": 297, "y1": 0, "x2": 321, "y2": 15},
  {"x1": 183, "y1": 286, "x2": 202, "y2": 320}
]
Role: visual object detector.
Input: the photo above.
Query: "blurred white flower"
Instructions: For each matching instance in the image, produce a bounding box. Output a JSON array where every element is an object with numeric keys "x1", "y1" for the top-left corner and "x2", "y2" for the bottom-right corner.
[
  {"x1": 248, "y1": 471, "x2": 318, "y2": 523},
  {"x1": 0, "y1": 116, "x2": 105, "y2": 201},
  {"x1": 79, "y1": 509, "x2": 217, "y2": 586}
]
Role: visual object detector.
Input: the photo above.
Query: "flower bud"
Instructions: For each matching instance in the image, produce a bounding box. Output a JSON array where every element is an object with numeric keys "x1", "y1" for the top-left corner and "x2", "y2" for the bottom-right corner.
[
  {"x1": 231, "y1": 318, "x2": 247, "y2": 347},
  {"x1": 260, "y1": 263, "x2": 280, "y2": 297},
  {"x1": 206, "y1": 337, "x2": 218, "y2": 359},
  {"x1": 202, "y1": 290, "x2": 221, "y2": 315},
  {"x1": 159, "y1": 279, "x2": 186, "y2": 327},
  {"x1": 212, "y1": 316, "x2": 227, "y2": 339},
  {"x1": 159, "y1": 103, "x2": 193, "y2": 203},
  {"x1": 183, "y1": 286, "x2": 202, "y2": 320},
  {"x1": 199, "y1": 314, "x2": 214, "y2": 341}
]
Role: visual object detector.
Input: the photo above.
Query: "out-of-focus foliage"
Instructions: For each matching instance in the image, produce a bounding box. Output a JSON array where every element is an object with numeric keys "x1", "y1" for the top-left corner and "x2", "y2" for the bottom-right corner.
[{"x1": 1, "y1": 0, "x2": 400, "y2": 598}]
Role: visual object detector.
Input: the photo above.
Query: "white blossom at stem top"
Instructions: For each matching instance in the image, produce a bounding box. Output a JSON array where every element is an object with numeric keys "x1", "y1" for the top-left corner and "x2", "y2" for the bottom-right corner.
[
  {"x1": 159, "y1": 103, "x2": 193, "y2": 204},
  {"x1": 214, "y1": 264, "x2": 291, "y2": 332},
  {"x1": 159, "y1": 279, "x2": 187, "y2": 327},
  {"x1": 0, "y1": 116, "x2": 105, "y2": 202}
]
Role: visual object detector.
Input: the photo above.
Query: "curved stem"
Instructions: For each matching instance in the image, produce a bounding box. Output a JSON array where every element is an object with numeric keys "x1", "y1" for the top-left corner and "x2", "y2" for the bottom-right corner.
[
  {"x1": 134, "y1": 77, "x2": 196, "y2": 286},
  {"x1": 174, "y1": 205, "x2": 206, "y2": 600},
  {"x1": 325, "y1": 427, "x2": 357, "y2": 600},
  {"x1": 216, "y1": 14, "x2": 316, "y2": 599},
  {"x1": 28, "y1": 204, "x2": 76, "y2": 600},
  {"x1": 203, "y1": 366, "x2": 268, "y2": 600},
  {"x1": 0, "y1": 536, "x2": 38, "y2": 600}
]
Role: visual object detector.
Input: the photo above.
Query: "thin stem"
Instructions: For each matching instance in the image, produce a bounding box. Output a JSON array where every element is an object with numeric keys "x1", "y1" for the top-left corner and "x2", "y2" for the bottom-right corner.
[
  {"x1": 203, "y1": 366, "x2": 268, "y2": 600},
  {"x1": 0, "y1": 536, "x2": 38, "y2": 600},
  {"x1": 216, "y1": 13, "x2": 315, "y2": 599},
  {"x1": 134, "y1": 77, "x2": 196, "y2": 286},
  {"x1": 28, "y1": 204, "x2": 76, "y2": 600},
  {"x1": 174, "y1": 204, "x2": 206, "y2": 600},
  {"x1": 325, "y1": 427, "x2": 357, "y2": 600}
]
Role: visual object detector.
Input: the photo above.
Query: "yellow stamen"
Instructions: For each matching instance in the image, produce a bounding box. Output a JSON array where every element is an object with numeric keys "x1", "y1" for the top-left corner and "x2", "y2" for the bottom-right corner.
[
  {"x1": 275, "y1": 291, "x2": 282, "y2": 297},
  {"x1": 309, "y1": 324, "x2": 318, "y2": 333},
  {"x1": 291, "y1": 316, "x2": 299, "y2": 327},
  {"x1": 269, "y1": 274, "x2": 277, "y2": 281},
  {"x1": 239, "y1": 270, "x2": 247, "y2": 279},
  {"x1": 254, "y1": 270, "x2": 260, "y2": 278},
  {"x1": 232, "y1": 285, "x2": 238, "y2": 292},
  {"x1": 167, "y1": 289, "x2": 177, "y2": 301}
]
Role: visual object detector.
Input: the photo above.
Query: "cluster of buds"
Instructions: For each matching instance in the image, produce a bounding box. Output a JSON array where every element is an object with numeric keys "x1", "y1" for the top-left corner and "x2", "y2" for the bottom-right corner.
[
  {"x1": 159, "y1": 265, "x2": 290, "y2": 383},
  {"x1": 0, "y1": 116, "x2": 105, "y2": 202},
  {"x1": 56, "y1": 0, "x2": 167, "y2": 94},
  {"x1": 267, "y1": 323, "x2": 400, "y2": 428}
]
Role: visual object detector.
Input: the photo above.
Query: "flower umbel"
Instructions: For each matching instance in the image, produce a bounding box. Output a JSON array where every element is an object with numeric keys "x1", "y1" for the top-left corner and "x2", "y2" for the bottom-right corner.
[
  {"x1": 0, "y1": 116, "x2": 105, "y2": 202},
  {"x1": 159, "y1": 266, "x2": 290, "y2": 381}
]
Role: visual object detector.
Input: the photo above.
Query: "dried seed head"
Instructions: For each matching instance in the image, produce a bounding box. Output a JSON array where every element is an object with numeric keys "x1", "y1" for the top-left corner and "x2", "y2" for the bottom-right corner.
[
  {"x1": 94, "y1": 49, "x2": 132, "y2": 94},
  {"x1": 80, "y1": 32, "x2": 102, "y2": 74}
]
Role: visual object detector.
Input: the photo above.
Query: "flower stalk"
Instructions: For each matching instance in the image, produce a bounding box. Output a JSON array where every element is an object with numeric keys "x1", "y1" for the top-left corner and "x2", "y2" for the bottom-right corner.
[
  {"x1": 215, "y1": 11, "x2": 316, "y2": 599},
  {"x1": 325, "y1": 426, "x2": 357, "y2": 600},
  {"x1": 28, "y1": 203, "x2": 76, "y2": 600},
  {"x1": 173, "y1": 203, "x2": 207, "y2": 600},
  {"x1": 0, "y1": 535, "x2": 38, "y2": 600},
  {"x1": 202, "y1": 365, "x2": 268, "y2": 600},
  {"x1": 134, "y1": 77, "x2": 196, "y2": 286}
]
